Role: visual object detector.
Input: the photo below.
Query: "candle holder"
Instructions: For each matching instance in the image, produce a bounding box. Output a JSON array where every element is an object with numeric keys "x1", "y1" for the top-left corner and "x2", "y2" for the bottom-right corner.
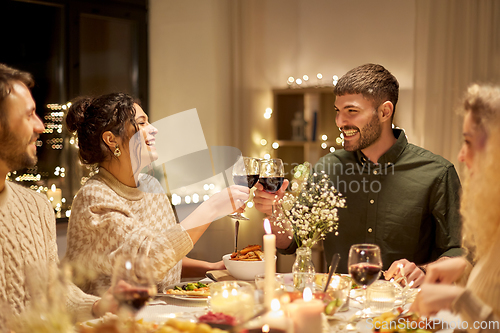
[{"x1": 208, "y1": 281, "x2": 256, "y2": 323}]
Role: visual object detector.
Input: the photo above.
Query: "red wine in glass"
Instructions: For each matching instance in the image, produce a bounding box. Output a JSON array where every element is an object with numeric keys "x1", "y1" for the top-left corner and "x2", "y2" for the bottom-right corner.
[
  {"x1": 259, "y1": 159, "x2": 285, "y2": 217},
  {"x1": 348, "y1": 244, "x2": 382, "y2": 318},
  {"x1": 258, "y1": 177, "x2": 285, "y2": 193},
  {"x1": 233, "y1": 174, "x2": 259, "y2": 188},
  {"x1": 112, "y1": 255, "x2": 157, "y2": 317},
  {"x1": 349, "y1": 263, "x2": 381, "y2": 287},
  {"x1": 117, "y1": 288, "x2": 153, "y2": 312},
  {"x1": 228, "y1": 157, "x2": 260, "y2": 220}
]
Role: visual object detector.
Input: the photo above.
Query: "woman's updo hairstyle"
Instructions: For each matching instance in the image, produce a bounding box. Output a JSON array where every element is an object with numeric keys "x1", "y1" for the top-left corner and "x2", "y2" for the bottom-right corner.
[{"x1": 66, "y1": 92, "x2": 139, "y2": 165}]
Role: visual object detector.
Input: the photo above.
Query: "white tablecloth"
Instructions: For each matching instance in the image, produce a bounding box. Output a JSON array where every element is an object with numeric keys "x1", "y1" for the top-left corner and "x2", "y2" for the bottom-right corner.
[{"x1": 137, "y1": 278, "x2": 461, "y2": 332}]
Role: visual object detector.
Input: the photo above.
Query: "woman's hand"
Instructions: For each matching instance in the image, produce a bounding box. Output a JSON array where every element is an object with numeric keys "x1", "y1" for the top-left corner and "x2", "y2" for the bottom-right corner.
[
  {"x1": 424, "y1": 257, "x2": 468, "y2": 285},
  {"x1": 254, "y1": 179, "x2": 289, "y2": 215},
  {"x1": 410, "y1": 284, "x2": 464, "y2": 317},
  {"x1": 207, "y1": 185, "x2": 250, "y2": 218}
]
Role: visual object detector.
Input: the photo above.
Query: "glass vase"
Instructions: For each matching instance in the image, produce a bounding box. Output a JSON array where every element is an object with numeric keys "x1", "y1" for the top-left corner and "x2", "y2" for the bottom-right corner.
[{"x1": 292, "y1": 246, "x2": 315, "y2": 291}]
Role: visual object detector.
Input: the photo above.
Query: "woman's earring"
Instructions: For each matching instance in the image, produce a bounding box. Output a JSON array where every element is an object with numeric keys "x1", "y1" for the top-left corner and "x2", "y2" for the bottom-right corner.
[{"x1": 114, "y1": 146, "x2": 121, "y2": 157}]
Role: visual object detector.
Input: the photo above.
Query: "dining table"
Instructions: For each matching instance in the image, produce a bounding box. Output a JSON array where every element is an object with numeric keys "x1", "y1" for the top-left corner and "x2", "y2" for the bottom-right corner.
[{"x1": 135, "y1": 276, "x2": 461, "y2": 333}]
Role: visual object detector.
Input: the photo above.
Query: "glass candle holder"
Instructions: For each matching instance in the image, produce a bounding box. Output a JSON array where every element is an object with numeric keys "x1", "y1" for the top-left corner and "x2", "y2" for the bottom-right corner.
[
  {"x1": 208, "y1": 281, "x2": 256, "y2": 322},
  {"x1": 366, "y1": 280, "x2": 396, "y2": 315}
]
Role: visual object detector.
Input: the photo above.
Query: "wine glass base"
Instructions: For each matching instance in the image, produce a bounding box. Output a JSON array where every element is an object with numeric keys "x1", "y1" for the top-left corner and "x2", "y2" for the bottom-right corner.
[{"x1": 228, "y1": 213, "x2": 249, "y2": 221}]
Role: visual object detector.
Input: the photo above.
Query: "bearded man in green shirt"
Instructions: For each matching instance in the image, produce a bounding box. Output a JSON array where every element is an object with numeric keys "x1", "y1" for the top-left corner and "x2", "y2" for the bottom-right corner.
[{"x1": 254, "y1": 63, "x2": 463, "y2": 287}]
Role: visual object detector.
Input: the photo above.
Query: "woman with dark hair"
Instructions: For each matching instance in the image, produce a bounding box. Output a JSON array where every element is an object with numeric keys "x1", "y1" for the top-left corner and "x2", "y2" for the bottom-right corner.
[
  {"x1": 411, "y1": 84, "x2": 500, "y2": 332},
  {"x1": 63, "y1": 93, "x2": 248, "y2": 296}
]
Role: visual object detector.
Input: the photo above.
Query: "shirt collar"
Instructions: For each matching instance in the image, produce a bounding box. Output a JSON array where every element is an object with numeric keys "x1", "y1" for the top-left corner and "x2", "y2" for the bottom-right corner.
[{"x1": 355, "y1": 128, "x2": 407, "y2": 165}]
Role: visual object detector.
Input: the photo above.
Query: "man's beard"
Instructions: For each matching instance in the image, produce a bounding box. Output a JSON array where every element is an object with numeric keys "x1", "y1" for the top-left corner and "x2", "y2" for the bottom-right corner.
[
  {"x1": 0, "y1": 125, "x2": 38, "y2": 171},
  {"x1": 343, "y1": 113, "x2": 382, "y2": 152}
]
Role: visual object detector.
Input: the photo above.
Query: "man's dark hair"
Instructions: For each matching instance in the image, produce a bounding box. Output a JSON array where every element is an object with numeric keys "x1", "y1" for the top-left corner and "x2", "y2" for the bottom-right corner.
[
  {"x1": 0, "y1": 64, "x2": 34, "y2": 126},
  {"x1": 334, "y1": 63, "x2": 399, "y2": 119}
]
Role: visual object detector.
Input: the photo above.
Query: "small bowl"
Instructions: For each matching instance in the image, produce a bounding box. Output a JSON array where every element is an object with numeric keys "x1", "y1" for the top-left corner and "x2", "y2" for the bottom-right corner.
[{"x1": 222, "y1": 254, "x2": 266, "y2": 281}]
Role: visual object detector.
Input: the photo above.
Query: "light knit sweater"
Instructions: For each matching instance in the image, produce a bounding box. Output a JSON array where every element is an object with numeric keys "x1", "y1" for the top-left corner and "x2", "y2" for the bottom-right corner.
[
  {"x1": 64, "y1": 168, "x2": 193, "y2": 296},
  {"x1": 0, "y1": 181, "x2": 98, "y2": 327},
  {"x1": 452, "y1": 243, "x2": 500, "y2": 333}
]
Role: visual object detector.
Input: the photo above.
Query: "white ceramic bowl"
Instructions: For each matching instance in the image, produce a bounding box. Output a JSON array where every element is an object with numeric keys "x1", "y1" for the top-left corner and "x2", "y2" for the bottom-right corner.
[{"x1": 222, "y1": 254, "x2": 266, "y2": 281}]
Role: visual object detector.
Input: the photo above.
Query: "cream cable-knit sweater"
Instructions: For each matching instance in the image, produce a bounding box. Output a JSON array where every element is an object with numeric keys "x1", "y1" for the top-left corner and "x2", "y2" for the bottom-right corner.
[
  {"x1": 64, "y1": 168, "x2": 193, "y2": 296},
  {"x1": 0, "y1": 181, "x2": 98, "y2": 326}
]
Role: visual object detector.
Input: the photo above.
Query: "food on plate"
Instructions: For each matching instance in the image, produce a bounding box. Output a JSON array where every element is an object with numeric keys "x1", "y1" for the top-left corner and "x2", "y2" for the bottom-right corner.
[
  {"x1": 370, "y1": 307, "x2": 438, "y2": 333},
  {"x1": 198, "y1": 312, "x2": 237, "y2": 326},
  {"x1": 230, "y1": 244, "x2": 264, "y2": 261},
  {"x1": 77, "y1": 317, "x2": 229, "y2": 333},
  {"x1": 165, "y1": 282, "x2": 211, "y2": 297}
]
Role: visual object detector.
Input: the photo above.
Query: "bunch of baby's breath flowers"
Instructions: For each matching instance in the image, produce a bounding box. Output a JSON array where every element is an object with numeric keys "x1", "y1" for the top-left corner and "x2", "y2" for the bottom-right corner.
[{"x1": 275, "y1": 163, "x2": 346, "y2": 248}]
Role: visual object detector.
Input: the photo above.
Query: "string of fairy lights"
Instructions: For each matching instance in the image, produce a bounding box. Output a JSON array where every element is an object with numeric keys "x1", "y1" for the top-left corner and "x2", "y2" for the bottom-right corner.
[{"x1": 258, "y1": 73, "x2": 344, "y2": 160}]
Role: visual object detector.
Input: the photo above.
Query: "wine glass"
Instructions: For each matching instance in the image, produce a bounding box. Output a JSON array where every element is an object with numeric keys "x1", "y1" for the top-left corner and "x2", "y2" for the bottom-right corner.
[
  {"x1": 112, "y1": 254, "x2": 157, "y2": 316},
  {"x1": 348, "y1": 244, "x2": 382, "y2": 318},
  {"x1": 258, "y1": 158, "x2": 285, "y2": 217},
  {"x1": 228, "y1": 156, "x2": 260, "y2": 221}
]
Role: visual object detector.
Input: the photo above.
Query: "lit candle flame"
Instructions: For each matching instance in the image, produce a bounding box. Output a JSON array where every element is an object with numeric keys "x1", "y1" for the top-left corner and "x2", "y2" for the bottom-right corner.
[
  {"x1": 271, "y1": 298, "x2": 280, "y2": 311},
  {"x1": 262, "y1": 324, "x2": 270, "y2": 333},
  {"x1": 303, "y1": 287, "x2": 312, "y2": 302},
  {"x1": 264, "y1": 218, "x2": 272, "y2": 234}
]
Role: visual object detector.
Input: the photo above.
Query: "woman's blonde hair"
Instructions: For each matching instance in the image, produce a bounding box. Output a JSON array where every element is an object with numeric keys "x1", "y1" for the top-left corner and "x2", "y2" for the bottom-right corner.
[{"x1": 460, "y1": 84, "x2": 500, "y2": 261}]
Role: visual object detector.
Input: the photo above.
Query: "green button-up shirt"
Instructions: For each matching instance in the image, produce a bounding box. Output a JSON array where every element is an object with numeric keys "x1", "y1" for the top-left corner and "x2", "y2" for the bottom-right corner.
[{"x1": 281, "y1": 129, "x2": 463, "y2": 273}]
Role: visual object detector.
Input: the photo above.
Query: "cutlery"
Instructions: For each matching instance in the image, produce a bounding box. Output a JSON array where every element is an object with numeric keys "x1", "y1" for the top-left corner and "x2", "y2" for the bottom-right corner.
[
  {"x1": 234, "y1": 220, "x2": 240, "y2": 253},
  {"x1": 323, "y1": 253, "x2": 340, "y2": 293},
  {"x1": 206, "y1": 272, "x2": 218, "y2": 282}
]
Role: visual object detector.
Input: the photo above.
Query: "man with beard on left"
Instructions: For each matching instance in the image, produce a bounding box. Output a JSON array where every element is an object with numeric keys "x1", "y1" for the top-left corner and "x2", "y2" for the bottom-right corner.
[
  {"x1": 254, "y1": 64, "x2": 464, "y2": 287},
  {"x1": 0, "y1": 63, "x2": 122, "y2": 329}
]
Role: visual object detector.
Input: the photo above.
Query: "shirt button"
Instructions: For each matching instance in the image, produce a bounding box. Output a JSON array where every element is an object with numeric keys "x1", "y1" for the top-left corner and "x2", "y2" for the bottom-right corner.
[
  {"x1": 370, "y1": 199, "x2": 374, "y2": 204},
  {"x1": 373, "y1": 170, "x2": 378, "y2": 175},
  {"x1": 368, "y1": 228, "x2": 373, "y2": 233}
]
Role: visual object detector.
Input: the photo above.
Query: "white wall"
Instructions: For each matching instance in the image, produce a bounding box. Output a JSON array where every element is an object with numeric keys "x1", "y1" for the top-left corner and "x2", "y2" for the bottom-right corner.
[{"x1": 149, "y1": 0, "x2": 416, "y2": 267}]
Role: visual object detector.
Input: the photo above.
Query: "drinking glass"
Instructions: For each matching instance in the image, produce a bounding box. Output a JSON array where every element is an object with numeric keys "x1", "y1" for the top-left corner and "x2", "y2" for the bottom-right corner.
[
  {"x1": 111, "y1": 254, "x2": 157, "y2": 317},
  {"x1": 228, "y1": 156, "x2": 260, "y2": 221},
  {"x1": 348, "y1": 244, "x2": 382, "y2": 318},
  {"x1": 258, "y1": 158, "x2": 285, "y2": 217}
]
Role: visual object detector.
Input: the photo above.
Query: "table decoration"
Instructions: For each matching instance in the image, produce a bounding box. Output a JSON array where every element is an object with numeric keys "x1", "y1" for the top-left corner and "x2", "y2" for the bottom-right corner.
[
  {"x1": 263, "y1": 218, "x2": 276, "y2": 309},
  {"x1": 286, "y1": 287, "x2": 323, "y2": 333},
  {"x1": 244, "y1": 298, "x2": 293, "y2": 333},
  {"x1": 276, "y1": 163, "x2": 346, "y2": 289},
  {"x1": 208, "y1": 281, "x2": 255, "y2": 323}
]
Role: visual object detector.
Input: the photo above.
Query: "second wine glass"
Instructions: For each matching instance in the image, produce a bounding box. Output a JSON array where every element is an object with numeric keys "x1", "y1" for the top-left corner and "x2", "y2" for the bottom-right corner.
[
  {"x1": 112, "y1": 254, "x2": 157, "y2": 317},
  {"x1": 348, "y1": 243, "x2": 382, "y2": 318},
  {"x1": 258, "y1": 158, "x2": 285, "y2": 217},
  {"x1": 228, "y1": 156, "x2": 260, "y2": 220}
]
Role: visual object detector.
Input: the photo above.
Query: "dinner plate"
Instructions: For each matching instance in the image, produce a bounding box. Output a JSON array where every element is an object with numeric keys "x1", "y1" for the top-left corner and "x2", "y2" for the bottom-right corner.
[{"x1": 157, "y1": 281, "x2": 211, "y2": 301}]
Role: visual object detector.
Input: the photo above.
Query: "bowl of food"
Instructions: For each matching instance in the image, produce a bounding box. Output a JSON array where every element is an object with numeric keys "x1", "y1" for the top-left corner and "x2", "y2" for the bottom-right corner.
[{"x1": 223, "y1": 244, "x2": 266, "y2": 281}]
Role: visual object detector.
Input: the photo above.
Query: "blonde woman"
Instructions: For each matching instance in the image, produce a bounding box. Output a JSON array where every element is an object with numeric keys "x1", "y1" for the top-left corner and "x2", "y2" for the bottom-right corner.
[{"x1": 412, "y1": 84, "x2": 500, "y2": 331}]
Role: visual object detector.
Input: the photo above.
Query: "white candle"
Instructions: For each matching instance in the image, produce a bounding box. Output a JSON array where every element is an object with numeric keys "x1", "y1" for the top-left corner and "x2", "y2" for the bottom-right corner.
[
  {"x1": 247, "y1": 299, "x2": 292, "y2": 332},
  {"x1": 263, "y1": 218, "x2": 276, "y2": 309},
  {"x1": 46, "y1": 184, "x2": 62, "y2": 209},
  {"x1": 286, "y1": 287, "x2": 323, "y2": 333}
]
